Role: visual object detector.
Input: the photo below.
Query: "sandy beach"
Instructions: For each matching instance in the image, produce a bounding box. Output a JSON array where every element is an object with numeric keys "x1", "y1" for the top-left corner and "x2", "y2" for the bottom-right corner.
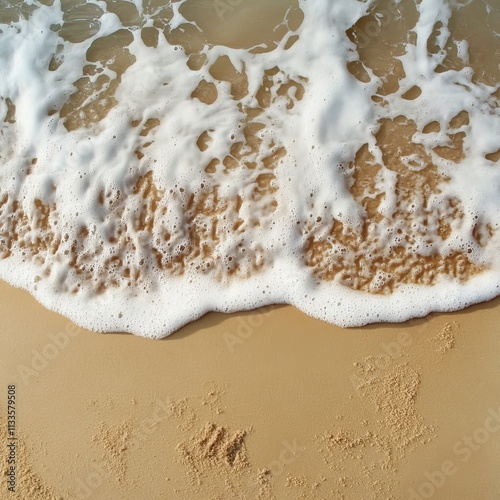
[
  {"x1": 1, "y1": 0, "x2": 499, "y2": 498},
  {"x1": 1, "y1": 279, "x2": 499, "y2": 499}
]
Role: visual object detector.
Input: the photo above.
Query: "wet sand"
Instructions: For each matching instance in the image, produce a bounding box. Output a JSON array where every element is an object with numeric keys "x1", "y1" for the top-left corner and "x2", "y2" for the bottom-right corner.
[{"x1": 1, "y1": 279, "x2": 499, "y2": 499}]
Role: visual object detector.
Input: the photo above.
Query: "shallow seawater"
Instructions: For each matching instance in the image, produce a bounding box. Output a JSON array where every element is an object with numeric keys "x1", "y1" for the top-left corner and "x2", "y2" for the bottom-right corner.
[{"x1": 0, "y1": 0, "x2": 498, "y2": 337}]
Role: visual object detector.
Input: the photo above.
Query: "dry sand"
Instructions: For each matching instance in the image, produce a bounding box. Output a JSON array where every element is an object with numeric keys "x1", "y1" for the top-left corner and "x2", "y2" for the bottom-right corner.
[{"x1": 1, "y1": 279, "x2": 499, "y2": 499}]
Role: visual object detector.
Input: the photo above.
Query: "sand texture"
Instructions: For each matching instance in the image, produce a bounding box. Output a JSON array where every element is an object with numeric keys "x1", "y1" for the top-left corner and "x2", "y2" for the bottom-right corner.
[{"x1": 1, "y1": 281, "x2": 499, "y2": 499}]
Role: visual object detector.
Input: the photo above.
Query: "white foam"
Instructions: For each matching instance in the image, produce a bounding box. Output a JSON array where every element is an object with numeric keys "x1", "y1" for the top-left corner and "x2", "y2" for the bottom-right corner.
[{"x1": 0, "y1": 0, "x2": 498, "y2": 337}]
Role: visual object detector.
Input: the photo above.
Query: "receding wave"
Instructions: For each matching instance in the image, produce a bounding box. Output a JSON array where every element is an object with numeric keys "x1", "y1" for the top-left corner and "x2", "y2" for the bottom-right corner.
[{"x1": 0, "y1": 0, "x2": 499, "y2": 337}]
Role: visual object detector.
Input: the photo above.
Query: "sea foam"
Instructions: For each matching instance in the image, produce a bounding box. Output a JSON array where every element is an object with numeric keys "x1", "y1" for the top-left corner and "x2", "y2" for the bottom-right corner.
[{"x1": 0, "y1": 0, "x2": 498, "y2": 337}]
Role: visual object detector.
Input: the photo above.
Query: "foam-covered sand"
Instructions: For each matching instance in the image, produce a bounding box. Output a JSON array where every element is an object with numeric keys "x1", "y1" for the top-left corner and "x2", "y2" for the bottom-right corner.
[{"x1": 0, "y1": 0, "x2": 499, "y2": 337}]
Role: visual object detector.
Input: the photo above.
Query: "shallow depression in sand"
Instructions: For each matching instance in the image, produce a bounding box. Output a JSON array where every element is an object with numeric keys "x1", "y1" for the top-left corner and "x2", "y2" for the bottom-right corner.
[{"x1": 0, "y1": 0, "x2": 499, "y2": 337}]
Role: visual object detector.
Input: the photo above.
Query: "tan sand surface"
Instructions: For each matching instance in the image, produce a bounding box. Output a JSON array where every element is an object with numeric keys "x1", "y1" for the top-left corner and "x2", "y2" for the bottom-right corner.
[{"x1": 1, "y1": 279, "x2": 499, "y2": 499}]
